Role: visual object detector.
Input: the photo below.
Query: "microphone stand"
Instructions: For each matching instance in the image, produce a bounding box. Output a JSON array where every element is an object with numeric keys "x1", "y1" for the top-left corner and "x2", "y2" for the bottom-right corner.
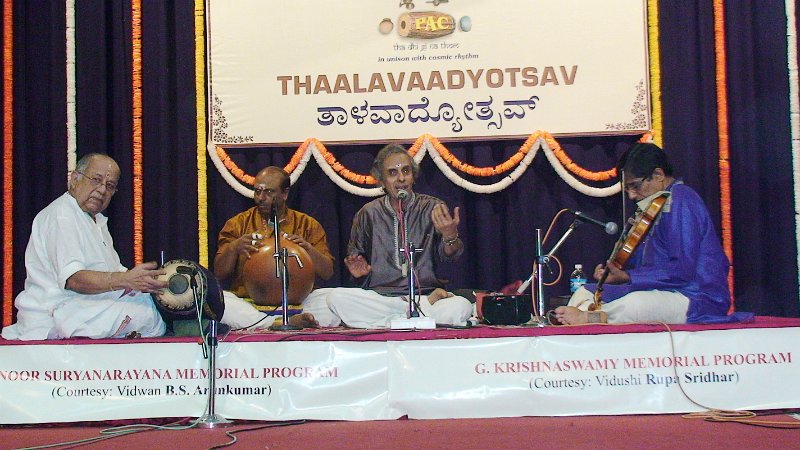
[
  {"x1": 525, "y1": 229, "x2": 548, "y2": 326},
  {"x1": 191, "y1": 267, "x2": 231, "y2": 428},
  {"x1": 390, "y1": 192, "x2": 434, "y2": 329},
  {"x1": 401, "y1": 241, "x2": 423, "y2": 318},
  {"x1": 269, "y1": 206, "x2": 301, "y2": 331},
  {"x1": 524, "y1": 221, "x2": 584, "y2": 326}
]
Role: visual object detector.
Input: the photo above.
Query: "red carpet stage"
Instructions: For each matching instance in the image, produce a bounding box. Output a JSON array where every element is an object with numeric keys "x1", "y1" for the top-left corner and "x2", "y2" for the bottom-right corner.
[
  {"x1": 2, "y1": 413, "x2": 800, "y2": 450},
  {"x1": 2, "y1": 317, "x2": 799, "y2": 425}
]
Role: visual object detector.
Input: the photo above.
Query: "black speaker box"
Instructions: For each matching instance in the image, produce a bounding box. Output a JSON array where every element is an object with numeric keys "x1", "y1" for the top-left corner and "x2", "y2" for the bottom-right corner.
[{"x1": 481, "y1": 294, "x2": 533, "y2": 325}]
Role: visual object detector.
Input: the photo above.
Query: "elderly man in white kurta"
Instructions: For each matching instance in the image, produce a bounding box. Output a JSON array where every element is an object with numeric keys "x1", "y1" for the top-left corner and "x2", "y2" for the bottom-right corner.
[{"x1": 1, "y1": 153, "x2": 166, "y2": 340}]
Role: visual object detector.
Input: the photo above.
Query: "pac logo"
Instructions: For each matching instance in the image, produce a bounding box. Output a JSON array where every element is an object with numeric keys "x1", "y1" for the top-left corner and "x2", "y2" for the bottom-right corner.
[{"x1": 398, "y1": 12, "x2": 455, "y2": 38}]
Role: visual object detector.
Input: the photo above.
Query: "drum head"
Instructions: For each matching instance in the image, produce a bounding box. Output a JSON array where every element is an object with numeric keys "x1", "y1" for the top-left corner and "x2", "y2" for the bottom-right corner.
[{"x1": 151, "y1": 259, "x2": 225, "y2": 321}]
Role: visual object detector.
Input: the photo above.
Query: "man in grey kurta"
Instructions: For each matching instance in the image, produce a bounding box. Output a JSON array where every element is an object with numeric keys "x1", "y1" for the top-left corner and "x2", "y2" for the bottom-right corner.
[{"x1": 324, "y1": 144, "x2": 472, "y2": 328}]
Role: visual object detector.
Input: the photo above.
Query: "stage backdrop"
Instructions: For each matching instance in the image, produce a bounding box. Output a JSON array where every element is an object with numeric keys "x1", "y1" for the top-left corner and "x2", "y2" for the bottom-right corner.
[
  {"x1": 1, "y1": 1, "x2": 798, "y2": 329},
  {"x1": 207, "y1": 0, "x2": 651, "y2": 145}
]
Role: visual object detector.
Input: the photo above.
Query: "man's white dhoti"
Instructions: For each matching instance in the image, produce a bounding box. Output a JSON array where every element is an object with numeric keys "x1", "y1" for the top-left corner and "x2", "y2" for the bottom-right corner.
[
  {"x1": 568, "y1": 286, "x2": 690, "y2": 324},
  {"x1": 325, "y1": 288, "x2": 472, "y2": 328},
  {"x1": 49, "y1": 292, "x2": 165, "y2": 339},
  {"x1": 220, "y1": 288, "x2": 342, "y2": 329}
]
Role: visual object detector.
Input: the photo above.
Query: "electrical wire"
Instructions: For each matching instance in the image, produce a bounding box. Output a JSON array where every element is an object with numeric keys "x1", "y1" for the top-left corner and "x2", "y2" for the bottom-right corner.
[
  {"x1": 553, "y1": 319, "x2": 800, "y2": 429},
  {"x1": 13, "y1": 418, "x2": 198, "y2": 450},
  {"x1": 204, "y1": 419, "x2": 306, "y2": 450}
]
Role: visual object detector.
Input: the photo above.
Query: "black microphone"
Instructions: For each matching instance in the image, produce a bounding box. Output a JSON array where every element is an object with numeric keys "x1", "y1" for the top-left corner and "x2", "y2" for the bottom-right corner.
[{"x1": 571, "y1": 210, "x2": 619, "y2": 235}]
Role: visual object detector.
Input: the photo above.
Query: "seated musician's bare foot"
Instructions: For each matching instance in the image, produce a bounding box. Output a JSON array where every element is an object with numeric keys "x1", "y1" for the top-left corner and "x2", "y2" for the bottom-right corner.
[
  {"x1": 426, "y1": 288, "x2": 453, "y2": 305},
  {"x1": 288, "y1": 312, "x2": 319, "y2": 328},
  {"x1": 552, "y1": 306, "x2": 608, "y2": 325}
]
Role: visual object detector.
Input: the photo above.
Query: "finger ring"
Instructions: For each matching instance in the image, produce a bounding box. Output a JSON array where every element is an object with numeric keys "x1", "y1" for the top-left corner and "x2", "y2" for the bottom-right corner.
[{"x1": 251, "y1": 239, "x2": 257, "y2": 246}]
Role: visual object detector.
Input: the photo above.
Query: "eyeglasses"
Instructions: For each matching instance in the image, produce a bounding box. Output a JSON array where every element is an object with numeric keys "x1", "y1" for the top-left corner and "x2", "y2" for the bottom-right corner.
[
  {"x1": 623, "y1": 177, "x2": 649, "y2": 192},
  {"x1": 77, "y1": 171, "x2": 118, "y2": 193}
]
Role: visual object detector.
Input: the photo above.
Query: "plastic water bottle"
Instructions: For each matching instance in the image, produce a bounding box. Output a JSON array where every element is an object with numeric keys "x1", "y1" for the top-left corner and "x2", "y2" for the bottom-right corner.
[{"x1": 569, "y1": 264, "x2": 587, "y2": 293}]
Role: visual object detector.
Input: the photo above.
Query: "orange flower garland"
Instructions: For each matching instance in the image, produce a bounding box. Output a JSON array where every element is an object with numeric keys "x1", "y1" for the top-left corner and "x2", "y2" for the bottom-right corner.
[
  {"x1": 713, "y1": 0, "x2": 735, "y2": 308},
  {"x1": 545, "y1": 134, "x2": 617, "y2": 182},
  {"x1": 216, "y1": 146, "x2": 255, "y2": 185},
  {"x1": 132, "y1": 0, "x2": 144, "y2": 265},
  {"x1": 313, "y1": 139, "x2": 375, "y2": 185},
  {"x1": 215, "y1": 131, "x2": 624, "y2": 189}
]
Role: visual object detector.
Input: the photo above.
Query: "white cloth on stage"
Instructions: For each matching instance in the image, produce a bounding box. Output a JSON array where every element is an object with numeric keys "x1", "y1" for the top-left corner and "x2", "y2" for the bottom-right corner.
[
  {"x1": 2, "y1": 193, "x2": 165, "y2": 340},
  {"x1": 325, "y1": 287, "x2": 472, "y2": 328},
  {"x1": 220, "y1": 288, "x2": 341, "y2": 329},
  {"x1": 567, "y1": 286, "x2": 690, "y2": 324}
]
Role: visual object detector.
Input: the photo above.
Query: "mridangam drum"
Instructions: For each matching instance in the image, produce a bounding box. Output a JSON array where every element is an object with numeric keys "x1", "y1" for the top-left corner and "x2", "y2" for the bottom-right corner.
[{"x1": 151, "y1": 259, "x2": 225, "y2": 321}]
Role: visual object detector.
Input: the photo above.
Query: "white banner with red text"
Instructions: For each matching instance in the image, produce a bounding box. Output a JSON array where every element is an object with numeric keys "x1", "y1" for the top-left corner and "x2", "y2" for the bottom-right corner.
[{"x1": 1, "y1": 327, "x2": 797, "y2": 424}]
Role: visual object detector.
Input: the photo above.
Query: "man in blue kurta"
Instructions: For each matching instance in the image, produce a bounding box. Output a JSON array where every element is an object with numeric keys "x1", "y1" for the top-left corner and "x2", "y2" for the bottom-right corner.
[{"x1": 553, "y1": 143, "x2": 733, "y2": 325}]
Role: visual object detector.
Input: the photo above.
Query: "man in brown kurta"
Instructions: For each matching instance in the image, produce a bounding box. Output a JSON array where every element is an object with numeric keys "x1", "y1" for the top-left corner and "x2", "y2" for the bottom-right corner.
[{"x1": 214, "y1": 167, "x2": 336, "y2": 328}]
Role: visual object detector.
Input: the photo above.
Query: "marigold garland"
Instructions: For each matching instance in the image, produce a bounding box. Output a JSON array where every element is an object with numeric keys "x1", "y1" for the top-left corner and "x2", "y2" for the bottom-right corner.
[
  {"x1": 314, "y1": 139, "x2": 375, "y2": 185},
  {"x1": 195, "y1": 0, "x2": 209, "y2": 266},
  {"x1": 713, "y1": 0, "x2": 735, "y2": 308},
  {"x1": 215, "y1": 131, "x2": 622, "y2": 190},
  {"x1": 132, "y1": 0, "x2": 144, "y2": 265},
  {"x1": 647, "y1": 0, "x2": 664, "y2": 148}
]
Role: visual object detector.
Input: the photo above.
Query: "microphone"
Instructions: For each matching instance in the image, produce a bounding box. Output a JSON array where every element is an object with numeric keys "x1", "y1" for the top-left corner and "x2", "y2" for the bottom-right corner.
[
  {"x1": 397, "y1": 189, "x2": 409, "y2": 201},
  {"x1": 571, "y1": 210, "x2": 619, "y2": 235}
]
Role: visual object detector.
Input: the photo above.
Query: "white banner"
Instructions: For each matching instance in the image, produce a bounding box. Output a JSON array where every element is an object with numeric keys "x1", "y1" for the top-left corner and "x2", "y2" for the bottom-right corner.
[
  {"x1": 214, "y1": 341, "x2": 401, "y2": 420},
  {"x1": 0, "y1": 342, "x2": 208, "y2": 424},
  {"x1": 389, "y1": 329, "x2": 800, "y2": 418},
  {"x1": 2, "y1": 327, "x2": 797, "y2": 424},
  {"x1": 207, "y1": 0, "x2": 651, "y2": 145}
]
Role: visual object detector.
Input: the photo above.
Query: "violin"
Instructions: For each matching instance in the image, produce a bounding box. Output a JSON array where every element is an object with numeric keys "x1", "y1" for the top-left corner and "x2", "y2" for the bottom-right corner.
[{"x1": 590, "y1": 191, "x2": 671, "y2": 311}]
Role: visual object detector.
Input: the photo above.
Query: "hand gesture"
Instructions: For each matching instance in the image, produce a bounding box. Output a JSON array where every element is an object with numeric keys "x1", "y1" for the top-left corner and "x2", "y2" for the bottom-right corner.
[
  {"x1": 431, "y1": 203, "x2": 460, "y2": 241},
  {"x1": 283, "y1": 232, "x2": 310, "y2": 251},
  {"x1": 344, "y1": 254, "x2": 371, "y2": 278},
  {"x1": 237, "y1": 232, "x2": 263, "y2": 259},
  {"x1": 120, "y1": 261, "x2": 168, "y2": 294}
]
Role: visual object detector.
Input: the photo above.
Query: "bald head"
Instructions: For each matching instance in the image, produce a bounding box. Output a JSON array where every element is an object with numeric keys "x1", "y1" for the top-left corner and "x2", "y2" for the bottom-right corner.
[{"x1": 69, "y1": 153, "x2": 120, "y2": 217}]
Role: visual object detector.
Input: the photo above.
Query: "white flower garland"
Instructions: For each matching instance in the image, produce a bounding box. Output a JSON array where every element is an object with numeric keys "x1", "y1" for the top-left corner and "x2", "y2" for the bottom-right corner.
[
  {"x1": 66, "y1": 0, "x2": 76, "y2": 176},
  {"x1": 787, "y1": 0, "x2": 800, "y2": 293},
  {"x1": 209, "y1": 137, "x2": 623, "y2": 198}
]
